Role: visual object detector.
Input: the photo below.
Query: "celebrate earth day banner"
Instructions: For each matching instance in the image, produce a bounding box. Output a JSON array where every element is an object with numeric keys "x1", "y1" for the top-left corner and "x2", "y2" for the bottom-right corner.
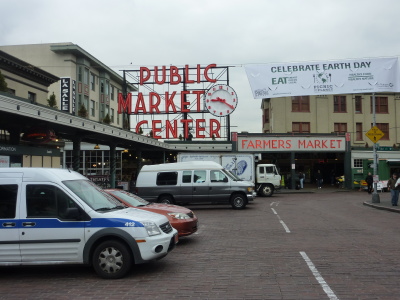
[{"x1": 244, "y1": 57, "x2": 399, "y2": 99}]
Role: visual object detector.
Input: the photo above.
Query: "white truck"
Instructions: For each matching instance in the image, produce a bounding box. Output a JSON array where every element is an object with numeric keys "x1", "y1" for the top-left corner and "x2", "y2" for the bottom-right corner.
[{"x1": 177, "y1": 153, "x2": 281, "y2": 197}]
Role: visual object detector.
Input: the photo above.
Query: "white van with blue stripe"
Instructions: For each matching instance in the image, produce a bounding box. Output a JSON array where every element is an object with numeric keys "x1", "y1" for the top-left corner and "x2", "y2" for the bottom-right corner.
[{"x1": 0, "y1": 168, "x2": 178, "y2": 279}]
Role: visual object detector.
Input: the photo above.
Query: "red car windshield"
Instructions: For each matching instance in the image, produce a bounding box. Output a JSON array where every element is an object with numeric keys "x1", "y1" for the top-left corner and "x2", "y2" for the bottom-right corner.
[{"x1": 107, "y1": 190, "x2": 149, "y2": 207}]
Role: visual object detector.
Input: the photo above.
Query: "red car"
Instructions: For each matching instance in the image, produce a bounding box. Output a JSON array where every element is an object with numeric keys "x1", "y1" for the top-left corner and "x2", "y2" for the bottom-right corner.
[{"x1": 104, "y1": 189, "x2": 198, "y2": 237}]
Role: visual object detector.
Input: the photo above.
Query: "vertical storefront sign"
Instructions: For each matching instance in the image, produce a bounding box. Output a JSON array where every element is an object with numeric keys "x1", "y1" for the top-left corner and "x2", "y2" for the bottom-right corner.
[
  {"x1": 60, "y1": 77, "x2": 71, "y2": 112},
  {"x1": 72, "y1": 80, "x2": 76, "y2": 114}
]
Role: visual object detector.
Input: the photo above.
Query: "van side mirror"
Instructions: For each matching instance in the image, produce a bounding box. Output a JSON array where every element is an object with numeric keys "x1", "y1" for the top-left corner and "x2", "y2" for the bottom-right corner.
[
  {"x1": 65, "y1": 207, "x2": 80, "y2": 220},
  {"x1": 223, "y1": 177, "x2": 228, "y2": 183}
]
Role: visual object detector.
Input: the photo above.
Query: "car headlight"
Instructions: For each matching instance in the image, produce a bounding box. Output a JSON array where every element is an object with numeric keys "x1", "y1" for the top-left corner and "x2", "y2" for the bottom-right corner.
[
  {"x1": 141, "y1": 221, "x2": 161, "y2": 236},
  {"x1": 168, "y1": 212, "x2": 191, "y2": 220},
  {"x1": 247, "y1": 187, "x2": 254, "y2": 193}
]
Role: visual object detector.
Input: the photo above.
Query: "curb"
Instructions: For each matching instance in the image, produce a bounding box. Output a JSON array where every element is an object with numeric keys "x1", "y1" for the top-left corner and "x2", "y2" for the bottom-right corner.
[{"x1": 363, "y1": 201, "x2": 400, "y2": 213}]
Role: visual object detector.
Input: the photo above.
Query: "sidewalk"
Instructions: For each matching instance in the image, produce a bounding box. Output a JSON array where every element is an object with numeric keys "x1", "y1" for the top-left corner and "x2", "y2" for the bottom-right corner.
[{"x1": 275, "y1": 184, "x2": 400, "y2": 213}]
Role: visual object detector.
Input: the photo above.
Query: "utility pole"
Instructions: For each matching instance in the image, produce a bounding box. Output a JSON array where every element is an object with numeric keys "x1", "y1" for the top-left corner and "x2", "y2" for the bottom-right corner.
[{"x1": 372, "y1": 93, "x2": 380, "y2": 203}]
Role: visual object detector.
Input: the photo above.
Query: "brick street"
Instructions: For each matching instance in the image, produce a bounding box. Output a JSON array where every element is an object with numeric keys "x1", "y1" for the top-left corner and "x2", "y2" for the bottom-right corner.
[{"x1": 1, "y1": 189, "x2": 399, "y2": 300}]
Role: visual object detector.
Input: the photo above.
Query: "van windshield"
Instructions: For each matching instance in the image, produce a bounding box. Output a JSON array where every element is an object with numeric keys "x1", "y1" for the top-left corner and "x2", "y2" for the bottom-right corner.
[
  {"x1": 222, "y1": 169, "x2": 240, "y2": 181},
  {"x1": 63, "y1": 179, "x2": 124, "y2": 211}
]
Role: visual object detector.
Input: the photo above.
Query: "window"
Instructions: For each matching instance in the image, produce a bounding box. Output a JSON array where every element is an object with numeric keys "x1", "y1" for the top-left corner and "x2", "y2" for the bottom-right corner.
[
  {"x1": 28, "y1": 92, "x2": 36, "y2": 103},
  {"x1": 193, "y1": 170, "x2": 207, "y2": 183},
  {"x1": 156, "y1": 172, "x2": 178, "y2": 185},
  {"x1": 182, "y1": 171, "x2": 192, "y2": 183},
  {"x1": 292, "y1": 96, "x2": 310, "y2": 112},
  {"x1": 355, "y1": 95, "x2": 362, "y2": 113},
  {"x1": 26, "y1": 185, "x2": 79, "y2": 219},
  {"x1": 353, "y1": 159, "x2": 363, "y2": 168},
  {"x1": 78, "y1": 67, "x2": 82, "y2": 82},
  {"x1": 90, "y1": 73, "x2": 95, "y2": 91},
  {"x1": 84, "y1": 68, "x2": 89, "y2": 85},
  {"x1": 100, "y1": 81, "x2": 104, "y2": 93},
  {"x1": 356, "y1": 123, "x2": 363, "y2": 141},
  {"x1": 210, "y1": 170, "x2": 227, "y2": 182},
  {"x1": 370, "y1": 96, "x2": 388, "y2": 113},
  {"x1": 292, "y1": 122, "x2": 310, "y2": 133},
  {"x1": 111, "y1": 108, "x2": 114, "y2": 123},
  {"x1": 8, "y1": 89, "x2": 15, "y2": 95},
  {"x1": 264, "y1": 108, "x2": 270, "y2": 124},
  {"x1": 0, "y1": 184, "x2": 18, "y2": 219},
  {"x1": 334, "y1": 123, "x2": 347, "y2": 134},
  {"x1": 90, "y1": 100, "x2": 95, "y2": 117},
  {"x1": 375, "y1": 123, "x2": 389, "y2": 140},
  {"x1": 105, "y1": 81, "x2": 110, "y2": 96},
  {"x1": 111, "y1": 86, "x2": 115, "y2": 100},
  {"x1": 334, "y1": 95, "x2": 346, "y2": 112}
]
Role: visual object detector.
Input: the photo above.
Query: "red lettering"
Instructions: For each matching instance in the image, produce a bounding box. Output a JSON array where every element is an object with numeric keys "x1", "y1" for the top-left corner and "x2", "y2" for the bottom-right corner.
[
  {"x1": 134, "y1": 93, "x2": 147, "y2": 113},
  {"x1": 149, "y1": 92, "x2": 161, "y2": 113},
  {"x1": 152, "y1": 120, "x2": 162, "y2": 139},
  {"x1": 256, "y1": 139, "x2": 262, "y2": 149},
  {"x1": 181, "y1": 91, "x2": 190, "y2": 112},
  {"x1": 306, "y1": 141, "x2": 314, "y2": 148},
  {"x1": 165, "y1": 91, "x2": 177, "y2": 113},
  {"x1": 247, "y1": 140, "x2": 255, "y2": 149},
  {"x1": 204, "y1": 64, "x2": 217, "y2": 83},
  {"x1": 286, "y1": 140, "x2": 292, "y2": 148},
  {"x1": 170, "y1": 66, "x2": 181, "y2": 85},
  {"x1": 117, "y1": 93, "x2": 132, "y2": 114},
  {"x1": 139, "y1": 67, "x2": 151, "y2": 85},
  {"x1": 209, "y1": 119, "x2": 221, "y2": 138},
  {"x1": 165, "y1": 120, "x2": 178, "y2": 139},
  {"x1": 242, "y1": 139, "x2": 248, "y2": 149},
  {"x1": 278, "y1": 140, "x2": 285, "y2": 148},
  {"x1": 184, "y1": 64, "x2": 194, "y2": 84},
  {"x1": 181, "y1": 119, "x2": 193, "y2": 139},
  {"x1": 195, "y1": 119, "x2": 206, "y2": 138},
  {"x1": 298, "y1": 140, "x2": 306, "y2": 148},
  {"x1": 336, "y1": 140, "x2": 342, "y2": 148},
  {"x1": 154, "y1": 66, "x2": 167, "y2": 84},
  {"x1": 315, "y1": 140, "x2": 321, "y2": 148},
  {"x1": 135, "y1": 120, "x2": 148, "y2": 134}
]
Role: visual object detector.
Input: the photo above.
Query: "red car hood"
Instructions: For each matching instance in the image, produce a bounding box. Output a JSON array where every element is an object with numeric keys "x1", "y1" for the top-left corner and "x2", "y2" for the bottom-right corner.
[{"x1": 141, "y1": 203, "x2": 193, "y2": 214}]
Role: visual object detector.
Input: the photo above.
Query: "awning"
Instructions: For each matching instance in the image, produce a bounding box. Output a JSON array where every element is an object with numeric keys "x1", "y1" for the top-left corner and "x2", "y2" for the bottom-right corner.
[{"x1": 386, "y1": 159, "x2": 400, "y2": 165}]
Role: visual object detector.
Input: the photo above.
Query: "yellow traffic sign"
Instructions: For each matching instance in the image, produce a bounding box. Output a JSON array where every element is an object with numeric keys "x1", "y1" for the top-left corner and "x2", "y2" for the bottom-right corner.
[{"x1": 365, "y1": 126, "x2": 384, "y2": 143}]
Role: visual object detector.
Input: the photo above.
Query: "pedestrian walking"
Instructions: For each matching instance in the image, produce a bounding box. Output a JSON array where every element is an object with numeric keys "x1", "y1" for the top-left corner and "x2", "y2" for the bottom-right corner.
[
  {"x1": 387, "y1": 173, "x2": 399, "y2": 206},
  {"x1": 365, "y1": 172, "x2": 373, "y2": 194},
  {"x1": 299, "y1": 172, "x2": 304, "y2": 189},
  {"x1": 315, "y1": 170, "x2": 323, "y2": 189}
]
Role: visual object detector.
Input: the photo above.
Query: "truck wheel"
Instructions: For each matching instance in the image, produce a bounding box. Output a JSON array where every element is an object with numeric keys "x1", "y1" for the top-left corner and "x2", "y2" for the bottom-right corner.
[
  {"x1": 230, "y1": 194, "x2": 247, "y2": 209},
  {"x1": 158, "y1": 195, "x2": 175, "y2": 204},
  {"x1": 261, "y1": 184, "x2": 274, "y2": 197},
  {"x1": 92, "y1": 240, "x2": 132, "y2": 279}
]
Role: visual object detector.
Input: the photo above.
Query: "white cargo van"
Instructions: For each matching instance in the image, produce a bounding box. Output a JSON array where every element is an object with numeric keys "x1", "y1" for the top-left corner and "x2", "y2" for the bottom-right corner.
[
  {"x1": 0, "y1": 168, "x2": 178, "y2": 279},
  {"x1": 135, "y1": 161, "x2": 255, "y2": 209}
]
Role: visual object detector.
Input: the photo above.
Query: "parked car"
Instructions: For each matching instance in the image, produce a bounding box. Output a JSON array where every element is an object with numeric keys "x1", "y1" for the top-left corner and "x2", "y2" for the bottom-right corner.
[
  {"x1": 0, "y1": 168, "x2": 178, "y2": 279},
  {"x1": 104, "y1": 189, "x2": 198, "y2": 237}
]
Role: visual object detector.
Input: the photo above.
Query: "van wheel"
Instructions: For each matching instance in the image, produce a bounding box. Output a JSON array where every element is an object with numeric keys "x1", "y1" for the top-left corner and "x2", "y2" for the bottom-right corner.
[
  {"x1": 159, "y1": 195, "x2": 175, "y2": 204},
  {"x1": 92, "y1": 240, "x2": 132, "y2": 279},
  {"x1": 230, "y1": 194, "x2": 247, "y2": 209},
  {"x1": 261, "y1": 184, "x2": 274, "y2": 197}
]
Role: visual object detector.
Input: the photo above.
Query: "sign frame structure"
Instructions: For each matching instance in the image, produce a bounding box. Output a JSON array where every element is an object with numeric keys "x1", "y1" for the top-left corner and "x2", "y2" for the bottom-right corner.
[
  {"x1": 365, "y1": 126, "x2": 385, "y2": 144},
  {"x1": 119, "y1": 65, "x2": 234, "y2": 140}
]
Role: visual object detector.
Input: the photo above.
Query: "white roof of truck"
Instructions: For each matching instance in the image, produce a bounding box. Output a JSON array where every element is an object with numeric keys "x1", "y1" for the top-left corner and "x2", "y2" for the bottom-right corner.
[{"x1": 140, "y1": 161, "x2": 223, "y2": 172}]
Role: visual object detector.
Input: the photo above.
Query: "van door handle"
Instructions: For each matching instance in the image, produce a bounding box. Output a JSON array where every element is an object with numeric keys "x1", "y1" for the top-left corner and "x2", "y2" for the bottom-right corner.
[
  {"x1": 2, "y1": 222, "x2": 16, "y2": 227},
  {"x1": 22, "y1": 222, "x2": 36, "y2": 227},
  {"x1": 193, "y1": 187, "x2": 196, "y2": 192}
]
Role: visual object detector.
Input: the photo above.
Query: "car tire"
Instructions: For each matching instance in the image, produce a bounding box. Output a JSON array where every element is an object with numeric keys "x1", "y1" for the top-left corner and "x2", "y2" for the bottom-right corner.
[
  {"x1": 261, "y1": 184, "x2": 274, "y2": 197},
  {"x1": 230, "y1": 193, "x2": 247, "y2": 209},
  {"x1": 92, "y1": 240, "x2": 132, "y2": 279},
  {"x1": 158, "y1": 195, "x2": 175, "y2": 204}
]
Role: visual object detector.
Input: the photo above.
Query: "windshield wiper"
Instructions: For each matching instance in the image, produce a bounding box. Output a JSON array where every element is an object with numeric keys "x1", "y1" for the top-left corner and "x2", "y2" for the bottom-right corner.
[{"x1": 95, "y1": 207, "x2": 113, "y2": 212}]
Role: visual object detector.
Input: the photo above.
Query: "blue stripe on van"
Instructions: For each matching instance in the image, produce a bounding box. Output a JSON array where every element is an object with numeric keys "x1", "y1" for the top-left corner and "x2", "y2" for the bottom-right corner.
[{"x1": 1, "y1": 218, "x2": 144, "y2": 229}]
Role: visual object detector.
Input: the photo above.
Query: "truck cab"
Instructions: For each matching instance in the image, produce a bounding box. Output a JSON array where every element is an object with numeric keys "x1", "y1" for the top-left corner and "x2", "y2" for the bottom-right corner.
[{"x1": 256, "y1": 164, "x2": 281, "y2": 197}]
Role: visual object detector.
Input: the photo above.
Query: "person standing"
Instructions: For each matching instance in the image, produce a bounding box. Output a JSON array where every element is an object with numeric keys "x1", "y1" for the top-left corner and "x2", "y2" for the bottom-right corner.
[
  {"x1": 387, "y1": 173, "x2": 399, "y2": 206},
  {"x1": 299, "y1": 172, "x2": 305, "y2": 189},
  {"x1": 365, "y1": 172, "x2": 373, "y2": 194},
  {"x1": 315, "y1": 170, "x2": 323, "y2": 189}
]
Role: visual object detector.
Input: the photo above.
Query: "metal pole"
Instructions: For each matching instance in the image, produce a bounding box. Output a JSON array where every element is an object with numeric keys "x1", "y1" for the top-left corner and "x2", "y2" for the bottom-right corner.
[{"x1": 372, "y1": 93, "x2": 380, "y2": 203}]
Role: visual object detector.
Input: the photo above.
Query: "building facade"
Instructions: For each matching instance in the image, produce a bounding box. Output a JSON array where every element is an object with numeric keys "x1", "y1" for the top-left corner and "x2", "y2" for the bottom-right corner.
[{"x1": 261, "y1": 94, "x2": 400, "y2": 188}]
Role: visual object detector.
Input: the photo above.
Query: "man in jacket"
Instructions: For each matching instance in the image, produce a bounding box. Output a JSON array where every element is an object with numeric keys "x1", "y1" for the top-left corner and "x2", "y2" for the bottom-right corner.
[{"x1": 387, "y1": 173, "x2": 399, "y2": 206}]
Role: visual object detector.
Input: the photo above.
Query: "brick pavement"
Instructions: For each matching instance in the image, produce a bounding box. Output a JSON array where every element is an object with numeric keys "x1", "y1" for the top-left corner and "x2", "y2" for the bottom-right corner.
[{"x1": 0, "y1": 189, "x2": 399, "y2": 299}]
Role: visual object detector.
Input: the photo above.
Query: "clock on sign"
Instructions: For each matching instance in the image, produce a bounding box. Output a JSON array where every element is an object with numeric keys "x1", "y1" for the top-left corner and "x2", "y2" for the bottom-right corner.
[{"x1": 205, "y1": 84, "x2": 238, "y2": 117}]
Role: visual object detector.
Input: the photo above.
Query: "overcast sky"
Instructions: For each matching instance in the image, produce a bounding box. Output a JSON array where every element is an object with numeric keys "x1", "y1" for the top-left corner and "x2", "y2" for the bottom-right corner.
[{"x1": 2, "y1": 0, "x2": 400, "y2": 135}]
